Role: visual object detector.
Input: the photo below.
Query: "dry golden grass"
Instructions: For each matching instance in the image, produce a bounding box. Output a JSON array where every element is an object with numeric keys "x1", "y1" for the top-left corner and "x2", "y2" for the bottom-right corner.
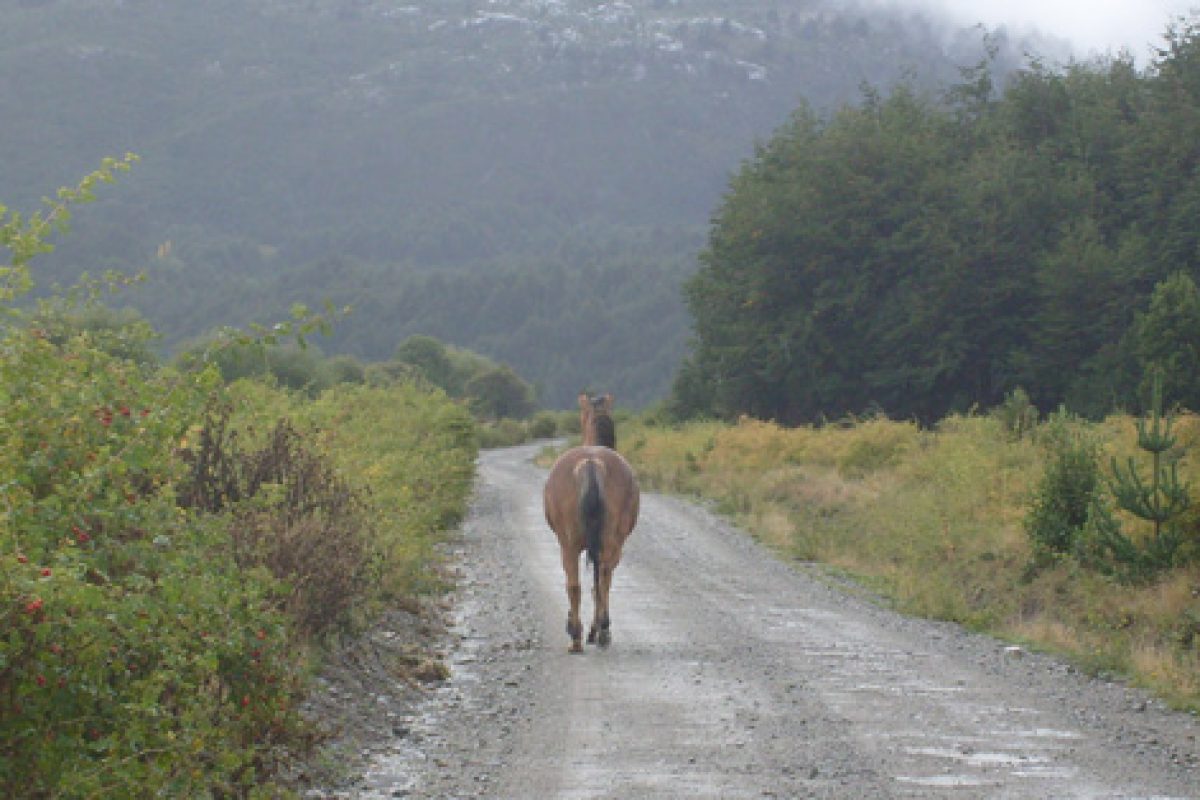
[
  {"x1": 625, "y1": 412, "x2": 1200, "y2": 712},
  {"x1": 1009, "y1": 617, "x2": 1091, "y2": 653}
]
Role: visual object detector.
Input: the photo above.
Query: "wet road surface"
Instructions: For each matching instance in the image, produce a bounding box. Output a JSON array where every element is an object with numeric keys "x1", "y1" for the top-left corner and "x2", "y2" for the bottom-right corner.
[{"x1": 349, "y1": 444, "x2": 1199, "y2": 799}]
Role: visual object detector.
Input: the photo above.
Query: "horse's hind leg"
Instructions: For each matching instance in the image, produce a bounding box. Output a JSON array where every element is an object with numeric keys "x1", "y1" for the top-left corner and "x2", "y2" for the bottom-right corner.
[
  {"x1": 561, "y1": 548, "x2": 584, "y2": 653},
  {"x1": 591, "y1": 563, "x2": 613, "y2": 647},
  {"x1": 587, "y1": 571, "x2": 603, "y2": 645}
]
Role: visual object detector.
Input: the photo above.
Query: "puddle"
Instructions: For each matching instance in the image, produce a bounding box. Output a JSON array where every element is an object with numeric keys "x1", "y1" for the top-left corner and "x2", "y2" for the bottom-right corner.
[
  {"x1": 895, "y1": 774, "x2": 996, "y2": 787},
  {"x1": 850, "y1": 682, "x2": 967, "y2": 695},
  {"x1": 905, "y1": 745, "x2": 1051, "y2": 767},
  {"x1": 1005, "y1": 727, "x2": 1084, "y2": 740}
]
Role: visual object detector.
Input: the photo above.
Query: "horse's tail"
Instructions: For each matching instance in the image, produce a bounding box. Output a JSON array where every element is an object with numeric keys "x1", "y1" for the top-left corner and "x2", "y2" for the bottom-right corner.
[{"x1": 578, "y1": 459, "x2": 604, "y2": 581}]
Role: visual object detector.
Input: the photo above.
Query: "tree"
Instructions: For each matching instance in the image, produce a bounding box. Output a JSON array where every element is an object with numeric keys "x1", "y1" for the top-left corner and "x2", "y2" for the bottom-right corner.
[
  {"x1": 464, "y1": 365, "x2": 536, "y2": 420},
  {"x1": 1085, "y1": 370, "x2": 1194, "y2": 577},
  {"x1": 1128, "y1": 271, "x2": 1200, "y2": 410},
  {"x1": 394, "y1": 334, "x2": 455, "y2": 391},
  {"x1": 1027, "y1": 218, "x2": 1133, "y2": 415}
]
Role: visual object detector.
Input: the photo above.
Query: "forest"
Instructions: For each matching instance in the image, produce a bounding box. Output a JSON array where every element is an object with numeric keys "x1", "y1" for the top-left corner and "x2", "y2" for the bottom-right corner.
[
  {"x1": 672, "y1": 20, "x2": 1200, "y2": 423},
  {"x1": 0, "y1": 0, "x2": 1057, "y2": 407}
]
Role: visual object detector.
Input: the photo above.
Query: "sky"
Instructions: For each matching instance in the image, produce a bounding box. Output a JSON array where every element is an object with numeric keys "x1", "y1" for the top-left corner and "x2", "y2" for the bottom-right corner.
[{"x1": 894, "y1": 0, "x2": 1196, "y2": 63}]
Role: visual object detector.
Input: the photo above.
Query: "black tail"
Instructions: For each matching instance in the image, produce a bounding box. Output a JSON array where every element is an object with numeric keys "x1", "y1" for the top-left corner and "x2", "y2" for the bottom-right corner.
[{"x1": 579, "y1": 459, "x2": 604, "y2": 584}]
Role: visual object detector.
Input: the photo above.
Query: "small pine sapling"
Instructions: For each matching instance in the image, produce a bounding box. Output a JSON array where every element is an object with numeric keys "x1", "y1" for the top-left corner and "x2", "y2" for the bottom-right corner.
[{"x1": 1088, "y1": 370, "x2": 1192, "y2": 577}]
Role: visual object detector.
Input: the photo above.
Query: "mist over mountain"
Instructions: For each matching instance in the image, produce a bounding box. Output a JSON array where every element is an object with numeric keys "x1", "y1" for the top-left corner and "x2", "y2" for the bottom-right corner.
[{"x1": 1, "y1": 0, "x2": 1067, "y2": 406}]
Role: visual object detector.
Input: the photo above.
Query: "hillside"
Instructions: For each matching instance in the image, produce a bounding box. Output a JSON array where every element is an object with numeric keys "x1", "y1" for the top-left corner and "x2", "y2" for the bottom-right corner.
[{"x1": 1, "y1": 0, "x2": 1066, "y2": 406}]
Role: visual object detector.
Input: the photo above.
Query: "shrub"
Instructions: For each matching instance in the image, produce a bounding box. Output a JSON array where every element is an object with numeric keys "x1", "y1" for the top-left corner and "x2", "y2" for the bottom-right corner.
[
  {"x1": 179, "y1": 408, "x2": 370, "y2": 636},
  {"x1": 1025, "y1": 412, "x2": 1102, "y2": 557},
  {"x1": 994, "y1": 386, "x2": 1039, "y2": 440},
  {"x1": 465, "y1": 365, "x2": 536, "y2": 420},
  {"x1": 835, "y1": 418, "x2": 920, "y2": 478},
  {"x1": 299, "y1": 382, "x2": 477, "y2": 599},
  {"x1": 477, "y1": 417, "x2": 529, "y2": 449},
  {"x1": 1, "y1": 162, "x2": 478, "y2": 793},
  {"x1": 0, "y1": 329, "x2": 310, "y2": 797},
  {"x1": 528, "y1": 410, "x2": 560, "y2": 439}
]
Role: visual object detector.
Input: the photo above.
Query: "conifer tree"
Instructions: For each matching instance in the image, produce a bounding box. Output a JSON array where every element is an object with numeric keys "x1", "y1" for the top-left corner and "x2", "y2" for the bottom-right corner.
[{"x1": 1088, "y1": 370, "x2": 1193, "y2": 576}]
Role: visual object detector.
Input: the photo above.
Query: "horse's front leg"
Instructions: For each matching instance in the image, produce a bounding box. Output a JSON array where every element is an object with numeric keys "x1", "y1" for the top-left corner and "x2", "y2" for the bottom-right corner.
[{"x1": 561, "y1": 547, "x2": 584, "y2": 653}]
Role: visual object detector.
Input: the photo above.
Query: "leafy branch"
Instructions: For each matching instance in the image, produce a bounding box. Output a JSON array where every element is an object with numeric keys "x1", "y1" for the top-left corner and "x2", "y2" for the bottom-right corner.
[{"x1": 0, "y1": 154, "x2": 139, "y2": 304}]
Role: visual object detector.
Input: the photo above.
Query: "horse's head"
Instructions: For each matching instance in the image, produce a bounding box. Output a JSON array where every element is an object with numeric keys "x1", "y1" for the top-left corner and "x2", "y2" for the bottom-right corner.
[{"x1": 578, "y1": 392, "x2": 616, "y2": 448}]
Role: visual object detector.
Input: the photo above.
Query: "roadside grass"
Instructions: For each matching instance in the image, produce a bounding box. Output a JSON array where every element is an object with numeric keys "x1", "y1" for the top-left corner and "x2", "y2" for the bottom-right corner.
[{"x1": 623, "y1": 414, "x2": 1200, "y2": 713}]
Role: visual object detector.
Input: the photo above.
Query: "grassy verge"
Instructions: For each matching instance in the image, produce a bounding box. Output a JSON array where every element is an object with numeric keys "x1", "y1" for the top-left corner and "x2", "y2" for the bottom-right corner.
[{"x1": 623, "y1": 414, "x2": 1200, "y2": 712}]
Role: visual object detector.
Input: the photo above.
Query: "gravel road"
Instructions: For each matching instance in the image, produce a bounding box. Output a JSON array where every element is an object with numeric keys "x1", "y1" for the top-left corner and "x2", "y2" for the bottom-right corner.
[{"x1": 341, "y1": 443, "x2": 1199, "y2": 799}]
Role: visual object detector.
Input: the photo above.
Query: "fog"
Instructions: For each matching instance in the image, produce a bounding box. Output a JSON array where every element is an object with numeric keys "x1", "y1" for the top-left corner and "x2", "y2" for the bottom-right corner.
[{"x1": 889, "y1": 0, "x2": 1196, "y2": 62}]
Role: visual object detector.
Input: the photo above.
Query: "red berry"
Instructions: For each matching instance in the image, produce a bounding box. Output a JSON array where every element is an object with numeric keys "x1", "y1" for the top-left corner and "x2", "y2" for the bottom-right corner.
[
  {"x1": 35, "y1": 675, "x2": 46, "y2": 687},
  {"x1": 119, "y1": 406, "x2": 130, "y2": 417},
  {"x1": 241, "y1": 695, "x2": 250, "y2": 708},
  {"x1": 16, "y1": 554, "x2": 28, "y2": 564},
  {"x1": 25, "y1": 598, "x2": 43, "y2": 614},
  {"x1": 49, "y1": 644, "x2": 63, "y2": 655},
  {"x1": 77, "y1": 532, "x2": 91, "y2": 543},
  {"x1": 40, "y1": 568, "x2": 52, "y2": 578}
]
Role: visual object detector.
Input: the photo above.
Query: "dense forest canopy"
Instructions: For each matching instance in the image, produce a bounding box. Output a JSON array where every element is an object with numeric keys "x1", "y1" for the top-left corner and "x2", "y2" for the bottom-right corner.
[
  {"x1": 0, "y1": 0, "x2": 1061, "y2": 407},
  {"x1": 672, "y1": 19, "x2": 1200, "y2": 423}
]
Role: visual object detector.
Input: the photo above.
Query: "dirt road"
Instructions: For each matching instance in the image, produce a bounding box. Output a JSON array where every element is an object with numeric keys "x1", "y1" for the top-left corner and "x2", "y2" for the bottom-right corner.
[{"x1": 344, "y1": 444, "x2": 1199, "y2": 798}]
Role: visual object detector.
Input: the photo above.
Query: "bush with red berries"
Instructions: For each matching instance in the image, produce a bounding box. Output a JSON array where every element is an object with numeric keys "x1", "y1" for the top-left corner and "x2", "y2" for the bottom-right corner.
[
  {"x1": 0, "y1": 324, "x2": 312, "y2": 797},
  {"x1": 2, "y1": 160, "x2": 478, "y2": 798}
]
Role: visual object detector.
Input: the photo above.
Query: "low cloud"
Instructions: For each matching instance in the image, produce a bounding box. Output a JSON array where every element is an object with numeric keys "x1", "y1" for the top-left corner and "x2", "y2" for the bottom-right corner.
[{"x1": 866, "y1": 0, "x2": 1194, "y2": 62}]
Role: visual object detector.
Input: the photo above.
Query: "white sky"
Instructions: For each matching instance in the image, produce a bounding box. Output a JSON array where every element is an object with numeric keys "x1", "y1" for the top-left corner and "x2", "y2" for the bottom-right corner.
[{"x1": 894, "y1": 0, "x2": 1197, "y2": 62}]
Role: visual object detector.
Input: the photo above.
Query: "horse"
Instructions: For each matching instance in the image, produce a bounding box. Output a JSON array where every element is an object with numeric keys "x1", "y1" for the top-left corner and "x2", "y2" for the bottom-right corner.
[{"x1": 543, "y1": 393, "x2": 640, "y2": 653}]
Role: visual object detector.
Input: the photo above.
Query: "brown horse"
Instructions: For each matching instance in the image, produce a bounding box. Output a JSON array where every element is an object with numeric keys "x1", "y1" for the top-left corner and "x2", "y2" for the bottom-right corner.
[{"x1": 543, "y1": 393, "x2": 640, "y2": 653}]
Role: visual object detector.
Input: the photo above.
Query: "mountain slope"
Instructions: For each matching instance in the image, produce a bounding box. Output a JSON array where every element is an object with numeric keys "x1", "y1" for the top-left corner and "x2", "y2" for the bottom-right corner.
[{"x1": 1, "y1": 0, "x2": 1065, "y2": 406}]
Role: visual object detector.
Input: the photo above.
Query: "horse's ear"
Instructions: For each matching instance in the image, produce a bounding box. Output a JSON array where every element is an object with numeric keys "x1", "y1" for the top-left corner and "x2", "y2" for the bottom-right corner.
[
  {"x1": 601, "y1": 394, "x2": 614, "y2": 412},
  {"x1": 578, "y1": 393, "x2": 590, "y2": 412}
]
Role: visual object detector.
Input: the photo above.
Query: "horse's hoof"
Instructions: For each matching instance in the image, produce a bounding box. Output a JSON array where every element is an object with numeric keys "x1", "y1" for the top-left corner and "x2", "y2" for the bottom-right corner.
[
  {"x1": 568, "y1": 641, "x2": 584, "y2": 654},
  {"x1": 586, "y1": 629, "x2": 597, "y2": 644},
  {"x1": 597, "y1": 629, "x2": 611, "y2": 648}
]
